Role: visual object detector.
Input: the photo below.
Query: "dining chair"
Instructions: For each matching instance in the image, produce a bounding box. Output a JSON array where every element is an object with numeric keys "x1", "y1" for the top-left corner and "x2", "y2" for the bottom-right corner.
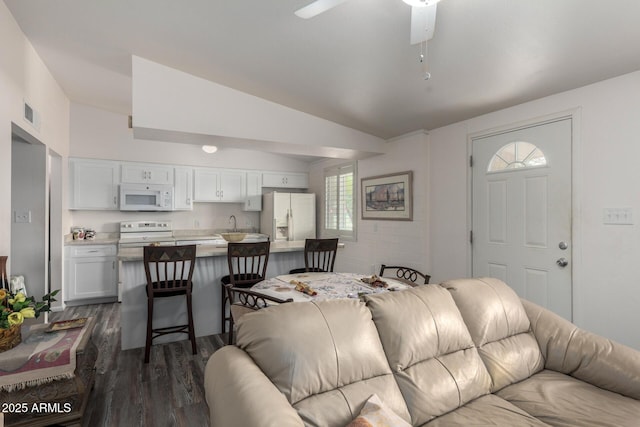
[
  {"x1": 220, "y1": 241, "x2": 271, "y2": 344},
  {"x1": 225, "y1": 287, "x2": 293, "y2": 344},
  {"x1": 289, "y1": 238, "x2": 339, "y2": 274},
  {"x1": 143, "y1": 244, "x2": 197, "y2": 363},
  {"x1": 379, "y1": 264, "x2": 430, "y2": 286},
  {"x1": 0, "y1": 256, "x2": 8, "y2": 288}
]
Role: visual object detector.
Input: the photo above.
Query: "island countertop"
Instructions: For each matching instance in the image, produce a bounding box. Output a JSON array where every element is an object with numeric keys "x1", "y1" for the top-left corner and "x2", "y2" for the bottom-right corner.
[{"x1": 118, "y1": 240, "x2": 307, "y2": 261}]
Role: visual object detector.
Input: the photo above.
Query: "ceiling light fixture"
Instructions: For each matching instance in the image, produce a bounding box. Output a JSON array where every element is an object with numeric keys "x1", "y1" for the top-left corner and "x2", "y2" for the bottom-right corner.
[
  {"x1": 402, "y1": 0, "x2": 440, "y2": 7},
  {"x1": 202, "y1": 145, "x2": 218, "y2": 154}
]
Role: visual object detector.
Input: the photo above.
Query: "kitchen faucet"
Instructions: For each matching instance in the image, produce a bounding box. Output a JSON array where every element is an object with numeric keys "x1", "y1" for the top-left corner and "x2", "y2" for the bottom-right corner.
[{"x1": 229, "y1": 215, "x2": 237, "y2": 232}]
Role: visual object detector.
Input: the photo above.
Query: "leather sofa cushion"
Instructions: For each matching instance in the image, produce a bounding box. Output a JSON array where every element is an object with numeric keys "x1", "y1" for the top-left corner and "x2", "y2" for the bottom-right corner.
[
  {"x1": 364, "y1": 285, "x2": 491, "y2": 425},
  {"x1": 423, "y1": 394, "x2": 550, "y2": 426},
  {"x1": 442, "y1": 278, "x2": 545, "y2": 391},
  {"x1": 235, "y1": 299, "x2": 411, "y2": 426},
  {"x1": 496, "y1": 369, "x2": 640, "y2": 427}
]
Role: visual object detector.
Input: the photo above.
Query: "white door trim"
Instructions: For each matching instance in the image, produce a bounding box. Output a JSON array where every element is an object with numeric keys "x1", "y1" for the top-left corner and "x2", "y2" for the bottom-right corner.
[{"x1": 466, "y1": 108, "x2": 582, "y2": 322}]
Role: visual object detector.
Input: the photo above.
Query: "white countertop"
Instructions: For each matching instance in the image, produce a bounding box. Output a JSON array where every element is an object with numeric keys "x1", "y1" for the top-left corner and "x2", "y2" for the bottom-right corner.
[{"x1": 118, "y1": 240, "x2": 308, "y2": 262}]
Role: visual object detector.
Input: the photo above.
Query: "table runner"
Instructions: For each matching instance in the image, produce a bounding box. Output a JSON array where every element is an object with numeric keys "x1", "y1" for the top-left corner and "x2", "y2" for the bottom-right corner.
[{"x1": 0, "y1": 318, "x2": 91, "y2": 392}]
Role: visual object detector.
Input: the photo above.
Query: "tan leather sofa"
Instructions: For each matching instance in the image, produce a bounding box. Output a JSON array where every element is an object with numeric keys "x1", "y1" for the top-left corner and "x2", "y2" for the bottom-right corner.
[{"x1": 204, "y1": 278, "x2": 640, "y2": 426}]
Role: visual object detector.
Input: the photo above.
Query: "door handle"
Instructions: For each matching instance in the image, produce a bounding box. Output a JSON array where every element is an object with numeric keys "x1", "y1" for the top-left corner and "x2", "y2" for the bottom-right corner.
[{"x1": 556, "y1": 258, "x2": 569, "y2": 268}]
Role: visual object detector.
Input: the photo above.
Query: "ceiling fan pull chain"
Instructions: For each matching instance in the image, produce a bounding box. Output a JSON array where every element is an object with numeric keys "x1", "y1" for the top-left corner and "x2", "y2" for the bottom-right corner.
[{"x1": 421, "y1": 39, "x2": 431, "y2": 80}]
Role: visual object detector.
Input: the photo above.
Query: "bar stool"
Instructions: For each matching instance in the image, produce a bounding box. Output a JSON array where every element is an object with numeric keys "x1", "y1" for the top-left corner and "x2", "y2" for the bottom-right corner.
[
  {"x1": 289, "y1": 238, "x2": 339, "y2": 274},
  {"x1": 143, "y1": 244, "x2": 197, "y2": 363},
  {"x1": 220, "y1": 241, "x2": 270, "y2": 344}
]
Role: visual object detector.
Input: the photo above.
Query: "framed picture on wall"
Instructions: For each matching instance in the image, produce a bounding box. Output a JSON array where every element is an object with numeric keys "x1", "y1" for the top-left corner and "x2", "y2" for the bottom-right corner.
[{"x1": 361, "y1": 171, "x2": 413, "y2": 221}]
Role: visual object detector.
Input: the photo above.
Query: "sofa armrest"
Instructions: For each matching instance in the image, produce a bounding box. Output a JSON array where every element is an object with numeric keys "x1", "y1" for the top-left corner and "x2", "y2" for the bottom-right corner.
[
  {"x1": 204, "y1": 346, "x2": 305, "y2": 427},
  {"x1": 522, "y1": 299, "x2": 640, "y2": 400}
]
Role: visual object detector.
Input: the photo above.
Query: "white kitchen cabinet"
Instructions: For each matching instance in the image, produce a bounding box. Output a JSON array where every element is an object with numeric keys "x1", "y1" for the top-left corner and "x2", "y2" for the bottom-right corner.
[
  {"x1": 262, "y1": 171, "x2": 309, "y2": 189},
  {"x1": 193, "y1": 168, "x2": 245, "y2": 202},
  {"x1": 69, "y1": 158, "x2": 120, "y2": 210},
  {"x1": 174, "y1": 167, "x2": 194, "y2": 210},
  {"x1": 121, "y1": 163, "x2": 173, "y2": 185},
  {"x1": 243, "y1": 171, "x2": 262, "y2": 211},
  {"x1": 65, "y1": 245, "x2": 118, "y2": 301}
]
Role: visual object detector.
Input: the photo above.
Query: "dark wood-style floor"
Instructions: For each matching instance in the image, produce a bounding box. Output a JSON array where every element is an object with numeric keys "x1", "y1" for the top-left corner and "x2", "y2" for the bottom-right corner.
[{"x1": 49, "y1": 302, "x2": 225, "y2": 426}]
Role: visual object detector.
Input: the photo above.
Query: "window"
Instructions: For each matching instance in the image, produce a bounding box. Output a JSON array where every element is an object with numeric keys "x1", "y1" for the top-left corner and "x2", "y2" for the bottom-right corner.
[
  {"x1": 324, "y1": 162, "x2": 356, "y2": 240},
  {"x1": 487, "y1": 141, "x2": 547, "y2": 173}
]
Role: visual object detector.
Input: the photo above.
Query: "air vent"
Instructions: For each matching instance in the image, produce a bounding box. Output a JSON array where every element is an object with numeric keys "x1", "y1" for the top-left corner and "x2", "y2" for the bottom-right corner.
[{"x1": 23, "y1": 100, "x2": 41, "y2": 130}]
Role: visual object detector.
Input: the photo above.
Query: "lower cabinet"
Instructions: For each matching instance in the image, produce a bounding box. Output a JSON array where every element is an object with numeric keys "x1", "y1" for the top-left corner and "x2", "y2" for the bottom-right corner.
[{"x1": 65, "y1": 245, "x2": 118, "y2": 301}]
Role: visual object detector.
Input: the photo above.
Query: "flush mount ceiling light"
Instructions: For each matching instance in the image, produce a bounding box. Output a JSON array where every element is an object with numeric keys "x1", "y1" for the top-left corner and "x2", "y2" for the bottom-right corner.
[
  {"x1": 402, "y1": 0, "x2": 440, "y2": 7},
  {"x1": 202, "y1": 145, "x2": 218, "y2": 154}
]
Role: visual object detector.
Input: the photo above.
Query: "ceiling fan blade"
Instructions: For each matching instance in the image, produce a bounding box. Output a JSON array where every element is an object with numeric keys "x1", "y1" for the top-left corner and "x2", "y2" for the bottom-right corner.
[
  {"x1": 294, "y1": 0, "x2": 349, "y2": 19},
  {"x1": 409, "y1": 3, "x2": 437, "y2": 45}
]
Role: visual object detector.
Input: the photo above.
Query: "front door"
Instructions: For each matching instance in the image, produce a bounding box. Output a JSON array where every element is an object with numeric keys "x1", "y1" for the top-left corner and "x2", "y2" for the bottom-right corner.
[{"x1": 472, "y1": 118, "x2": 572, "y2": 320}]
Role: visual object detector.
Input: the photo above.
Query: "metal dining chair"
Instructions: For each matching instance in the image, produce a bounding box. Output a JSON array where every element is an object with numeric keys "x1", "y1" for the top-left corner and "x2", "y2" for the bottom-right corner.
[
  {"x1": 220, "y1": 241, "x2": 271, "y2": 344},
  {"x1": 289, "y1": 238, "x2": 339, "y2": 274},
  {"x1": 143, "y1": 244, "x2": 197, "y2": 363},
  {"x1": 379, "y1": 264, "x2": 430, "y2": 286}
]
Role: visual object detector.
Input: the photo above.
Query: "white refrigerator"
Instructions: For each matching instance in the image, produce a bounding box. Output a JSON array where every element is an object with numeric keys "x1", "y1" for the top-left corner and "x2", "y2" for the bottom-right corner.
[{"x1": 260, "y1": 192, "x2": 316, "y2": 241}]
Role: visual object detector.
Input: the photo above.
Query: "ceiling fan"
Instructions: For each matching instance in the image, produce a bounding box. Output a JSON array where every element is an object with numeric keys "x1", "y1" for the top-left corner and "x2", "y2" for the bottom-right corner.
[{"x1": 294, "y1": 0, "x2": 441, "y2": 45}]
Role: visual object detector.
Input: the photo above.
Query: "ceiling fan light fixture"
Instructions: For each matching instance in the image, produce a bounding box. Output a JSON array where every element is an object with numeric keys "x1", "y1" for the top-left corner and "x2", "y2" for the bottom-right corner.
[
  {"x1": 402, "y1": 0, "x2": 440, "y2": 7},
  {"x1": 202, "y1": 145, "x2": 218, "y2": 154}
]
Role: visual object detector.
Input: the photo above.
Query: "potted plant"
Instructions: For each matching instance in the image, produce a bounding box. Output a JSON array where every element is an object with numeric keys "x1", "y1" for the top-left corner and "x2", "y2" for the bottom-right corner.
[{"x1": 0, "y1": 289, "x2": 59, "y2": 352}]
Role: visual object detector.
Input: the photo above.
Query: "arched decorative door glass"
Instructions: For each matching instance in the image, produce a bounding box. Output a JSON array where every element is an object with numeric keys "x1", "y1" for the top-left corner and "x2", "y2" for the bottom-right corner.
[{"x1": 487, "y1": 141, "x2": 547, "y2": 172}]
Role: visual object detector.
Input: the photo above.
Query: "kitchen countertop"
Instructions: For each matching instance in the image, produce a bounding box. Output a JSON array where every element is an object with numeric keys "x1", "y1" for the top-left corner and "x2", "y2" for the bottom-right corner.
[
  {"x1": 64, "y1": 233, "x2": 119, "y2": 246},
  {"x1": 118, "y1": 240, "x2": 308, "y2": 262}
]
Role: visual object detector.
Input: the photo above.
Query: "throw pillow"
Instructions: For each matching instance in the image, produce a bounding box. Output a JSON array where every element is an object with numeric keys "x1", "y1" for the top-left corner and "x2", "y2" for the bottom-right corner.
[{"x1": 346, "y1": 394, "x2": 411, "y2": 427}]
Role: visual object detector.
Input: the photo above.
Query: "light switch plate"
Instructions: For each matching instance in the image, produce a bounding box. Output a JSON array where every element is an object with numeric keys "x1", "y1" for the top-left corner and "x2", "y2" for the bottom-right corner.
[{"x1": 603, "y1": 207, "x2": 633, "y2": 225}]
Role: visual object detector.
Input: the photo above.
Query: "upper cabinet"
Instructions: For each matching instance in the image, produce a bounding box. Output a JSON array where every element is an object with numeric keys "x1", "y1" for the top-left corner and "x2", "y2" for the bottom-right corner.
[
  {"x1": 121, "y1": 163, "x2": 173, "y2": 185},
  {"x1": 69, "y1": 158, "x2": 308, "y2": 210},
  {"x1": 193, "y1": 168, "x2": 245, "y2": 203},
  {"x1": 69, "y1": 159, "x2": 120, "y2": 210},
  {"x1": 174, "y1": 167, "x2": 194, "y2": 210},
  {"x1": 262, "y1": 171, "x2": 309, "y2": 189},
  {"x1": 243, "y1": 171, "x2": 262, "y2": 211}
]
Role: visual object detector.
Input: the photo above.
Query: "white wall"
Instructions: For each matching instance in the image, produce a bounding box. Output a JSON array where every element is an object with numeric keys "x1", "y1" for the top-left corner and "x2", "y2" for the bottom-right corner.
[
  {"x1": 11, "y1": 138, "x2": 46, "y2": 301},
  {"x1": 309, "y1": 131, "x2": 430, "y2": 276},
  {"x1": 0, "y1": 3, "x2": 70, "y2": 292},
  {"x1": 69, "y1": 103, "x2": 313, "y2": 232},
  {"x1": 429, "y1": 70, "x2": 640, "y2": 350}
]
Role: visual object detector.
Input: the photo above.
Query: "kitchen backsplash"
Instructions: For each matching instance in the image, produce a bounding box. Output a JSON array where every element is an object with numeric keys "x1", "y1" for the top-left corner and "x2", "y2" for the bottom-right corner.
[{"x1": 70, "y1": 203, "x2": 260, "y2": 233}]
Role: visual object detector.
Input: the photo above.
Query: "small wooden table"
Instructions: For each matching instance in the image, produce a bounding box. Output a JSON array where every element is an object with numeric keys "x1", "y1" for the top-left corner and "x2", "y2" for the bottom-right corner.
[{"x1": 0, "y1": 317, "x2": 97, "y2": 427}]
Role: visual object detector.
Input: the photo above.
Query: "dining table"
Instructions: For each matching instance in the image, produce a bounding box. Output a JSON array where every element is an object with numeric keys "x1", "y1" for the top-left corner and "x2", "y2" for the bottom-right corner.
[{"x1": 250, "y1": 271, "x2": 414, "y2": 304}]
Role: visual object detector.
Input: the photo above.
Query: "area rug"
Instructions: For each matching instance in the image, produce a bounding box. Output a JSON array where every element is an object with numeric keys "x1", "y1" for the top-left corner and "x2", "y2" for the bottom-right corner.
[{"x1": 0, "y1": 318, "x2": 91, "y2": 392}]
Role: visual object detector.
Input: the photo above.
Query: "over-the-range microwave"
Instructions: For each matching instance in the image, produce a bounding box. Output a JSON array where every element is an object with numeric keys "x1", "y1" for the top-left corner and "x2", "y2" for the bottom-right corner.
[{"x1": 119, "y1": 183, "x2": 174, "y2": 211}]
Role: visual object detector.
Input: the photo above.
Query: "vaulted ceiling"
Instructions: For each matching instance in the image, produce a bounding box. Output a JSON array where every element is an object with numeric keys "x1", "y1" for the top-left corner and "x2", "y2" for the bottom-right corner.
[{"x1": 6, "y1": 0, "x2": 640, "y2": 140}]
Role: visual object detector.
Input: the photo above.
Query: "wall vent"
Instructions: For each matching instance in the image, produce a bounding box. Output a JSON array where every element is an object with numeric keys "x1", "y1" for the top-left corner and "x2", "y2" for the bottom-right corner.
[{"x1": 23, "y1": 100, "x2": 41, "y2": 130}]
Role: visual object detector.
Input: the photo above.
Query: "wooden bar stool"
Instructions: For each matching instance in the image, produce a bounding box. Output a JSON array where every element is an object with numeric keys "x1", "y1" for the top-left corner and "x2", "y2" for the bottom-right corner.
[
  {"x1": 143, "y1": 245, "x2": 197, "y2": 363},
  {"x1": 220, "y1": 241, "x2": 270, "y2": 344},
  {"x1": 289, "y1": 238, "x2": 339, "y2": 274}
]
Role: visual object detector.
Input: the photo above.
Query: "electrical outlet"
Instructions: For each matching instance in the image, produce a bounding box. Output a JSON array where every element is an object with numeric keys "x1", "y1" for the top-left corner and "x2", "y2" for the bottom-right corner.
[
  {"x1": 603, "y1": 207, "x2": 633, "y2": 225},
  {"x1": 14, "y1": 209, "x2": 31, "y2": 223}
]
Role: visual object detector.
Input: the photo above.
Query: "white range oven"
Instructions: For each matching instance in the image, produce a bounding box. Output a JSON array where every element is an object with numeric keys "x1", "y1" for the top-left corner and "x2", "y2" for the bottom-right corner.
[{"x1": 118, "y1": 220, "x2": 176, "y2": 248}]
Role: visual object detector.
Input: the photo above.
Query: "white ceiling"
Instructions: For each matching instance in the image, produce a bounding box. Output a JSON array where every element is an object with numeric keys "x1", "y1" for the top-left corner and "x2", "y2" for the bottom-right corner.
[{"x1": 5, "y1": 0, "x2": 640, "y2": 140}]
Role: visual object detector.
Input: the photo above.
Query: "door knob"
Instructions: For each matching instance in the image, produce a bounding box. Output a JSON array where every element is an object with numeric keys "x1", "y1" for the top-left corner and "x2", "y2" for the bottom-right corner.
[
  {"x1": 558, "y1": 241, "x2": 568, "y2": 250},
  {"x1": 556, "y1": 258, "x2": 569, "y2": 268}
]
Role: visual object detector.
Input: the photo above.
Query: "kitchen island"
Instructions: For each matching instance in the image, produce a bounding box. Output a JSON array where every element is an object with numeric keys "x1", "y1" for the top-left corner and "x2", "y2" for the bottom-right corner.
[{"x1": 118, "y1": 241, "x2": 306, "y2": 350}]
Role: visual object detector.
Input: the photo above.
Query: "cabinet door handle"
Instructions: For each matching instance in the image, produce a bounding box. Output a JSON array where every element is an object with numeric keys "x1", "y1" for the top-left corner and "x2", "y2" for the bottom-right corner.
[
  {"x1": 113, "y1": 196, "x2": 117, "y2": 206},
  {"x1": 112, "y1": 261, "x2": 116, "y2": 269}
]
